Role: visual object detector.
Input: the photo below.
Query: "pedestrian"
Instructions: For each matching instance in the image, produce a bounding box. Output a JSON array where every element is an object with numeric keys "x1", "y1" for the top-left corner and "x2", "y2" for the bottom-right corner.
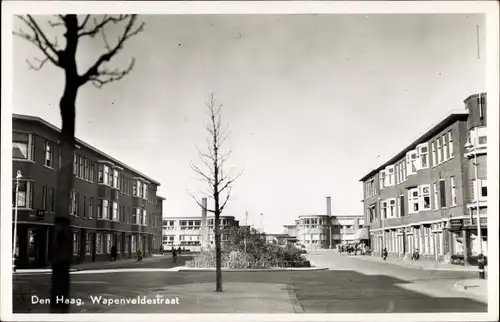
[
  {"x1": 177, "y1": 246, "x2": 182, "y2": 256},
  {"x1": 111, "y1": 245, "x2": 117, "y2": 262},
  {"x1": 172, "y1": 247, "x2": 177, "y2": 263},
  {"x1": 412, "y1": 249, "x2": 420, "y2": 261},
  {"x1": 382, "y1": 248, "x2": 388, "y2": 260}
]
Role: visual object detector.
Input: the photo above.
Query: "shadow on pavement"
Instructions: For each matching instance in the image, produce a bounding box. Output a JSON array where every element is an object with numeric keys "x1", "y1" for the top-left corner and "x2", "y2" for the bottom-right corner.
[{"x1": 13, "y1": 268, "x2": 487, "y2": 313}]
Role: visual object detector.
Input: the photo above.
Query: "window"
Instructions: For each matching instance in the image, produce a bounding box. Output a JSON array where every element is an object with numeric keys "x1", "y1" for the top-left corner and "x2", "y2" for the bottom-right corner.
[
  {"x1": 79, "y1": 157, "x2": 84, "y2": 179},
  {"x1": 385, "y1": 166, "x2": 394, "y2": 186},
  {"x1": 113, "y1": 169, "x2": 119, "y2": 189},
  {"x1": 83, "y1": 196, "x2": 87, "y2": 218},
  {"x1": 136, "y1": 208, "x2": 141, "y2": 225},
  {"x1": 70, "y1": 191, "x2": 79, "y2": 216},
  {"x1": 450, "y1": 177, "x2": 457, "y2": 206},
  {"x1": 439, "y1": 180, "x2": 446, "y2": 208},
  {"x1": 436, "y1": 137, "x2": 442, "y2": 164},
  {"x1": 84, "y1": 158, "x2": 89, "y2": 180},
  {"x1": 419, "y1": 185, "x2": 431, "y2": 211},
  {"x1": 90, "y1": 163, "x2": 95, "y2": 182},
  {"x1": 132, "y1": 207, "x2": 137, "y2": 224},
  {"x1": 48, "y1": 187, "x2": 55, "y2": 213},
  {"x1": 417, "y1": 143, "x2": 429, "y2": 169},
  {"x1": 143, "y1": 209, "x2": 147, "y2": 225},
  {"x1": 131, "y1": 235, "x2": 136, "y2": 253},
  {"x1": 73, "y1": 231, "x2": 80, "y2": 255},
  {"x1": 442, "y1": 135, "x2": 449, "y2": 160},
  {"x1": 406, "y1": 150, "x2": 418, "y2": 175},
  {"x1": 96, "y1": 233, "x2": 102, "y2": 254},
  {"x1": 433, "y1": 183, "x2": 439, "y2": 210},
  {"x1": 98, "y1": 199, "x2": 109, "y2": 219},
  {"x1": 472, "y1": 179, "x2": 487, "y2": 201},
  {"x1": 448, "y1": 131, "x2": 454, "y2": 158},
  {"x1": 44, "y1": 141, "x2": 53, "y2": 168},
  {"x1": 476, "y1": 127, "x2": 487, "y2": 147},
  {"x1": 112, "y1": 202, "x2": 118, "y2": 221},
  {"x1": 85, "y1": 232, "x2": 92, "y2": 254},
  {"x1": 41, "y1": 185, "x2": 47, "y2": 210},
  {"x1": 431, "y1": 141, "x2": 437, "y2": 167},
  {"x1": 143, "y1": 184, "x2": 148, "y2": 200},
  {"x1": 73, "y1": 154, "x2": 78, "y2": 175},
  {"x1": 381, "y1": 201, "x2": 387, "y2": 220},
  {"x1": 388, "y1": 199, "x2": 396, "y2": 218},
  {"x1": 13, "y1": 132, "x2": 34, "y2": 160},
  {"x1": 408, "y1": 188, "x2": 419, "y2": 214},
  {"x1": 399, "y1": 195, "x2": 405, "y2": 217},
  {"x1": 98, "y1": 164, "x2": 110, "y2": 185},
  {"x1": 88, "y1": 198, "x2": 94, "y2": 219}
]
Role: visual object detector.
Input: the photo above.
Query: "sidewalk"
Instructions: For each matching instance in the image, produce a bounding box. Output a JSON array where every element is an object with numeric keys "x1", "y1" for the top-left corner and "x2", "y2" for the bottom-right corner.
[
  {"x1": 345, "y1": 253, "x2": 487, "y2": 272},
  {"x1": 100, "y1": 282, "x2": 301, "y2": 313},
  {"x1": 453, "y1": 279, "x2": 488, "y2": 303},
  {"x1": 14, "y1": 254, "x2": 170, "y2": 274}
]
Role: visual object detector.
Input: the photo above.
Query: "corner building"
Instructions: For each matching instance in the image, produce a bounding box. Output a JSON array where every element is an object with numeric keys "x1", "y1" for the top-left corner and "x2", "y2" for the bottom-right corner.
[
  {"x1": 360, "y1": 93, "x2": 488, "y2": 265},
  {"x1": 12, "y1": 114, "x2": 164, "y2": 269}
]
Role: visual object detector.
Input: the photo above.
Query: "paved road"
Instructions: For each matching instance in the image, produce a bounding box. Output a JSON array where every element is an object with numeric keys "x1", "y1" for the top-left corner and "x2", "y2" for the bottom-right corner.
[{"x1": 13, "y1": 253, "x2": 487, "y2": 313}]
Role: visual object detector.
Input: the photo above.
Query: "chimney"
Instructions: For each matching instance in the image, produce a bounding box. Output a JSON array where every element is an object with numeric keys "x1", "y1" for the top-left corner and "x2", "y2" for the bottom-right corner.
[{"x1": 326, "y1": 196, "x2": 332, "y2": 216}]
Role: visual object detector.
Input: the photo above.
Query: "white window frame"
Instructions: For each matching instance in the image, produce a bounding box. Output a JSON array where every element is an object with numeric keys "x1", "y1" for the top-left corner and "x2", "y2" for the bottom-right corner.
[
  {"x1": 136, "y1": 208, "x2": 141, "y2": 225},
  {"x1": 433, "y1": 182, "x2": 439, "y2": 210},
  {"x1": 436, "y1": 138, "x2": 442, "y2": 164},
  {"x1": 419, "y1": 184, "x2": 431, "y2": 211},
  {"x1": 442, "y1": 134, "x2": 448, "y2": 161},
  {"x1": 417, "y1": 143, "x2": 429, "y2": 169},
  {"x1": 112, "y1": 201, "x2": 118, "y2": 221},
  {"x1": 388, "y1": 198, "x2": 396, "y2": 218},
  {"x1": 431, "y1": 141, "x2": 437, "y2": 167},
  {"x1": 113, "y1": 169, "x2": 119, "y2": 189},
  {"x1": 101, "y1": 199, "x2": 109, "y2": 220},
  {"x1": 96, "y1": 233, "x2": 102, "y2": 254},
  {"x1": 143, "y1": 183, "x2": 148, "y2": 200},
  {"x1": 85, "y1": 232, "x2": 92, "y2": 255},
  {"x1": 379, "y1": 170, "x2": 386, "y2": 189},
  {"x1": 131, "y1": 235, "x2": 137, "y2": 253},
  {"x1": 386, "y1": 165, "x2": 395, "y2": 186},
  {"x1": 472, "y1": 179, "x2": 487, "y2": 201},
  {"x1": 448, "y1": 131, "x2": 454, "y2": 158},
  {"x1": 408, "y1": 188, "x2": 419, "y2": 214},
  {"x1": 13, "y1": 180, "x2": 34, "y2": 209},
  {"x1": 13, "y1": 132, "x2": 34, "y2": 161},
  {"x1": 406, "y1": 150, "x2": 418, "y2": 176},
  {"x1": 106, "y1": 233, "x2": 112, "y2": 253},
  {"x1": 143, "y1": 209, "x2": 147, "y2": 226},
  {"x1": 44, "y1": 141, "x2": 54, "y2": 168},
  {"x1": 450, "y1": 176, "x2": 457, "y2": 206}
]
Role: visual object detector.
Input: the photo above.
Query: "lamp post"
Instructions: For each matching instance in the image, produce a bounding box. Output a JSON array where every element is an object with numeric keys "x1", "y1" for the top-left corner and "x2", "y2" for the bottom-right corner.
[
  {"x1": 465, "y1": 141, "x2": 483, "y2": 259},
  {"x1": 13, "y1": 170, "x2": 23, "y2": 271},
  {"x1": 244, "y1": 210, "x2": 248, "y2": 253},
  {"x1": 378, "y1": 196, "x2": 384, "y2": 251}
]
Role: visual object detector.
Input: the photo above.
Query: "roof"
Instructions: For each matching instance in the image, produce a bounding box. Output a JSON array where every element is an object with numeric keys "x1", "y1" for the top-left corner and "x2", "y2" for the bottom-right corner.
[
  {"x1": 13, "y1": 113, "x2": 161, "y2": 186},
  {"x1": 463, "y1": 92, "x2": 487, "y2": 104},
  {"x1": 358, "y1": 109, "x2": 469, "y2": 182}
]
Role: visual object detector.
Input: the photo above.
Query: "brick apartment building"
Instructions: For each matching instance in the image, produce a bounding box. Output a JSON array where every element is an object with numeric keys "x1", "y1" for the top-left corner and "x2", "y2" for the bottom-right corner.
[
  {"x1": 12, "y1": 114, "x2": 164, "y2": 269},
  {"x1": 360, "y1": 93, "x2": 488, "y2": 265}
]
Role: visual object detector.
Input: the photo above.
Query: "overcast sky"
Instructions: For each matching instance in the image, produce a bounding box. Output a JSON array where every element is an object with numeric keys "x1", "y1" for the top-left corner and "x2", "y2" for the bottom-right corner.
[{"x1": 13, "y1": 14, "x2": 486, "y2": 233}]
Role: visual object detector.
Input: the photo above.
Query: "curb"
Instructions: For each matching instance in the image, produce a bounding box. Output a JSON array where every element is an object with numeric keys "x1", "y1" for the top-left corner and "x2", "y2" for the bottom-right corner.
[
  {"x1": 177, "y1": 266, "x2": 329, "y2": 272},
  {"x1": 350, "y1": 256, "x2": 484, "y2": 272},
  {"x1": 14, "y1": 268, "x2": 77, "y2": 275}
]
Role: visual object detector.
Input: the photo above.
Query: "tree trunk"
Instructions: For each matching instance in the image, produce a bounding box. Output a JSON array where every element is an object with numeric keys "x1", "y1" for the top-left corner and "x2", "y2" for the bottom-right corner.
[
  {"x1": 214, "y1": 208, "x2": 222, "y2": 292},
  {"x1": 50, "y1": 80, "x2": 77, "y2": 313}
]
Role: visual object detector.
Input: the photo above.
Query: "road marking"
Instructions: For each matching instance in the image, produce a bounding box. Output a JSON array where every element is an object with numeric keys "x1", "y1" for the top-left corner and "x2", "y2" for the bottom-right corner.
[
  {"x1": 72, "y1": 268, "x2": 181, "y2": 275},
  {"x1": 72, "y1": 281, "x2": 110, "y2": 284}
]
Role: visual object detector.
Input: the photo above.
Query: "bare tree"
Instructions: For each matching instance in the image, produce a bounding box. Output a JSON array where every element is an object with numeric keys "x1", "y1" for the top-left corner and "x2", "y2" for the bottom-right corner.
[
  {"x1": 14, "y1": 14, "x2": 144, "y2": 313},
  {"x1": 189, "y1": 93, "x2": 242, "y2": 292}
]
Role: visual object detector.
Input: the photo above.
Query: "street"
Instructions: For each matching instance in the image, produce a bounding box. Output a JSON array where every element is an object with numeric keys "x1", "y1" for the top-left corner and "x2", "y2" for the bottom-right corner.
[{"x1": 12, "y1": 252, "x2": 487, "y2": 313}]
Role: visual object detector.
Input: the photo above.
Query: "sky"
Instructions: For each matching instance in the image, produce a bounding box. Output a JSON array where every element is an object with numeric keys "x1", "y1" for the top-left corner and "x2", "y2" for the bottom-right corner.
[{"x1": 12, "y1": 14, "x2": 486, "y2": 233}]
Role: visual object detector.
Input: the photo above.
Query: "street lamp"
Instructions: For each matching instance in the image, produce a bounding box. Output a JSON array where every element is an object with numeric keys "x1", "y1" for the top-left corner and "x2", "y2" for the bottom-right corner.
[
  {"x1": 464, "y1": 140, "x2": 483, "y2": 259},
  {"x1": 13, "y1": 170, "x2": 23, "y2": 271}
]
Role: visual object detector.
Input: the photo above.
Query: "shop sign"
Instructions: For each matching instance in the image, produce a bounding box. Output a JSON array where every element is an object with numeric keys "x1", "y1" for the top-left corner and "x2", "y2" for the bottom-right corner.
[{"x1": 449, "y1": 219, "x2": 463, "y2": 229}]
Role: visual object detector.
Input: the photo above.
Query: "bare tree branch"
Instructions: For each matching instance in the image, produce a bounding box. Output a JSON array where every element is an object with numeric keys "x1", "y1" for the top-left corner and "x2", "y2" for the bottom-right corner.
[
  {"x1": 220, "y1": 186, "x2": 232, "y2": 213},
  {"x1": 78, "y1": 14, "x2": 129, "y2": 37},
  {"x1": 78, "y1": 15, "x2": 91, "y2": 30},
  {"x1": 185, "y1": 188, "x2": 215, "y2": 213},
  {"x1": 25, "y1": 57, "x2": 50, "y2": 71},
  {"x1": 78, "y1": 15, "x2": 144, "y2": 86},
  {"x1": 190, "y1": 162, "x2": 215, "y2": 185},
  {"x1": 13, "y1": 15, "x2": 62, "y2": 69}
]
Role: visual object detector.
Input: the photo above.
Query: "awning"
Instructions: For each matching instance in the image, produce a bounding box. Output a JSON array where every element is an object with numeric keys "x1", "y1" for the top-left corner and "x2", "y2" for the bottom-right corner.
[{"x1": 354, "y1": 227, "x2": 369, "y2": 240}]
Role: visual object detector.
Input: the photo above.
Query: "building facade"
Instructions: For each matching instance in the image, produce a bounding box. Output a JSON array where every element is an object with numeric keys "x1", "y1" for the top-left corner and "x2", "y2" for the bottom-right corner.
[
  {"x1": 360, "y1": 93, "x2": 488, "y2": 264},
  {"x1": 12, "y1": 114, "x2": 164, "y2": 269},
  {"x1": 283, "y1": 197, "x2": 364, "y2": 250},
  {"x1": 162, "y1": 215, "x2": 239, "y2": 251}
]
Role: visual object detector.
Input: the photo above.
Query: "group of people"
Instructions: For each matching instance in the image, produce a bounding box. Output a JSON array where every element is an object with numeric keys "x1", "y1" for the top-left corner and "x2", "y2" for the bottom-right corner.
[{"x1": 338, "y1": 243, "x2": 369, "y2": 256}]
